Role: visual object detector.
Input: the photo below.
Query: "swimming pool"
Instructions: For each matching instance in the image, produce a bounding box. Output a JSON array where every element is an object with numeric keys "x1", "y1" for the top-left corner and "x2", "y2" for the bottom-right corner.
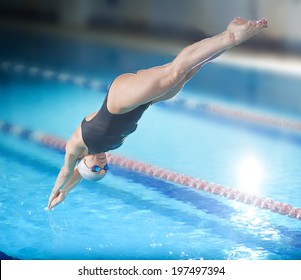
[{"x1": 1, "y1": 27, "x2": 301, "y2": 260}]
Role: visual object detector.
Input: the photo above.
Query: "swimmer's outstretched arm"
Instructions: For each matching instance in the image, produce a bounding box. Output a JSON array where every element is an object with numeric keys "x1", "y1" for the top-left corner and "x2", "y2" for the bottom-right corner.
[
  {"x1": 47, "y1": 136, "x2": 85, "y2": 210},
  {"x1": 47, "y1": 152, "x2": 77, "y2": 210}
]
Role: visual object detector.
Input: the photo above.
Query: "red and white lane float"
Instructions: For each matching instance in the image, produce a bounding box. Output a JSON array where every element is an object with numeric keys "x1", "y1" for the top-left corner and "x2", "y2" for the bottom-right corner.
[{"x1": 1, "y1": 120, "x2": 301, "y2": 221}]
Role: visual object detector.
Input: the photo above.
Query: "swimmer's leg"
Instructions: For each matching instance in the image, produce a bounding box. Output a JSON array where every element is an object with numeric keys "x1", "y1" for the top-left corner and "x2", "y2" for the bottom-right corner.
[
  {"x1": 108, "y1": 18, "x2": 267, "y2": 113},
  {"x1": 151, "y1": 64, "x2": 202, "y2": 103},
  {"x1": 152, "y1": 48, "x2": 228, "y2": 103}
]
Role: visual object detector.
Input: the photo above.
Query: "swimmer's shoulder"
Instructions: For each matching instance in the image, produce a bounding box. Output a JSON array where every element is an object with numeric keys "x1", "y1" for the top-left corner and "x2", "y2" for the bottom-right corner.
[{"x1": 66, "y1": 125, "x2": 87, "y2": 156}]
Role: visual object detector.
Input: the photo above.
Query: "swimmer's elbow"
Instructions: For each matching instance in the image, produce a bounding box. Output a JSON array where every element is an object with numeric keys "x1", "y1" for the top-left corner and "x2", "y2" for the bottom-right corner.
[
  {"x1": 65, "y1": 137, "x2": 84, "y2": 158},
  {"x1": 65, "y1": 139, "x2": 73, "y2": 153},
  {"x1": 60, "y1": 166, "x2": 71, "y2": 179}
]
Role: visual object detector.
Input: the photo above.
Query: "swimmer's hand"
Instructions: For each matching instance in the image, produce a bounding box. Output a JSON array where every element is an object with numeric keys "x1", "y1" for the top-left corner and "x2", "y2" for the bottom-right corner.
[
  {"x1": 47, "y1": 190, "x2": 66, "y2": 210},
  {"x1": 47, "y1": 169, "x2": 82, "y2": 210}
]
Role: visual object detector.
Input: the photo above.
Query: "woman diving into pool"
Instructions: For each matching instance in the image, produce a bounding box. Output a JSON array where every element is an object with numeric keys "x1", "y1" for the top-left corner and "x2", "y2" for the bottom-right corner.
[{"x1": 48, "y1": 17, "x2": 268, "y2": 210}]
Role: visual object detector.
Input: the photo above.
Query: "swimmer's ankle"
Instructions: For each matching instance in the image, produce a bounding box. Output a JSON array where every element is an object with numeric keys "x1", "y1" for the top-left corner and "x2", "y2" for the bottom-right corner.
[
  {"x1": 222, "y1": 30, "x2": 237, "y2": 48},
  {"x1": 211, "y1": 31, "x2": 236, "y2": 51}
]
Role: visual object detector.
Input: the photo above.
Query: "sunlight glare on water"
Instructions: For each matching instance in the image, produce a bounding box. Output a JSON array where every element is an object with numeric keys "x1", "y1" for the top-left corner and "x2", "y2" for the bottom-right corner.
[{"x1": 235, "y1": 153, "x2": 267, "y2": 194}]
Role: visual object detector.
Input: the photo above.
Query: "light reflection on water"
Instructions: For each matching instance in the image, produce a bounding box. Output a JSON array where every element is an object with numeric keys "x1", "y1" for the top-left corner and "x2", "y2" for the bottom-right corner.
[{"x1": 234, "y1": 152, "x2": 268, "y2": 195}]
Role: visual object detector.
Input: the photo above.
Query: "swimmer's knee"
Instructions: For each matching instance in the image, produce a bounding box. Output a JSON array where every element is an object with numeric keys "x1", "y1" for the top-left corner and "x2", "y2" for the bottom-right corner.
[
  {"x1": 168, "y1": 63, "x2": 186, "y2": 84},
  {"x1": 166, "y1": 65, "x2": 186, "y2": 85}
]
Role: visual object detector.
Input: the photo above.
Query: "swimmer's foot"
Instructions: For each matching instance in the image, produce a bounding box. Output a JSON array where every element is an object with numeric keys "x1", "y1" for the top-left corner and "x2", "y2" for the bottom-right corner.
[{"x1": 225, "y1": 17, "x2": 268, "y2": 47}]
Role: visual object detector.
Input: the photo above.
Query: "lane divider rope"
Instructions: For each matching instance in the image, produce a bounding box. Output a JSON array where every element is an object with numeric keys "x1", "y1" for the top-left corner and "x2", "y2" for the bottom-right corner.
[
  {"x1": 1, "y1": 120, "x2": 300, "y2": 221},
  {"x1": 164, "y1": 99, "x2": 301, "y2": 133},
  {"x1": 2, "y1": 61, "x2": 301, "y2": 135},
  {"x1": 0, "y1": 61, "x2": 107, "y2": 91}
]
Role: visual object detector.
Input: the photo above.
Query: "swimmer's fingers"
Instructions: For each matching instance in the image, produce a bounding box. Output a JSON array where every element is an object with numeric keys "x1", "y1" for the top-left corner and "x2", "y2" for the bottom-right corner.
[
  {"x1": 47, "y1": 191, "x2": 60, "y2": 209},
  {"x1": 48, "y1": 190, "x2": 66, "y2": 210}
]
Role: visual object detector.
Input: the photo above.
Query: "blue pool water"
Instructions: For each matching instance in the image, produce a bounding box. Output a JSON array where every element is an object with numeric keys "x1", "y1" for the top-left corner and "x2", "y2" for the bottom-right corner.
[{"x1": 1, "y1": 27, "x2": 301, "y2": 260}]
